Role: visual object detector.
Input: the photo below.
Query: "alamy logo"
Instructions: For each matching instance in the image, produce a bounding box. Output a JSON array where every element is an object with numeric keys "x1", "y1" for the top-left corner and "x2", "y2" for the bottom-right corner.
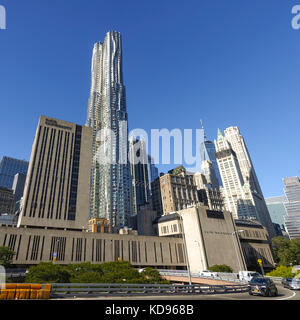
[
  {"x1": 292, "y1": 5, "x2": 300, "y2": 30},
  {"x1": 0, "y1": 5, "x2": 6, "y2": 30}
]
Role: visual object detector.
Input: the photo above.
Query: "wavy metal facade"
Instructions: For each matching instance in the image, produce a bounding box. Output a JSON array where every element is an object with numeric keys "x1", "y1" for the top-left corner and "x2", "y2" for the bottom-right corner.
[{"x1": 86, "y1": 31, "x2": 132, "y2": 231}]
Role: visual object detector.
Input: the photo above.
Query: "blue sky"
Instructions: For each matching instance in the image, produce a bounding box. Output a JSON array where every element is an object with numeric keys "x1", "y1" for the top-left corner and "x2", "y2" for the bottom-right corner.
[{"x1": 0, "y1": 0, "x2": 299, "y2": 198}]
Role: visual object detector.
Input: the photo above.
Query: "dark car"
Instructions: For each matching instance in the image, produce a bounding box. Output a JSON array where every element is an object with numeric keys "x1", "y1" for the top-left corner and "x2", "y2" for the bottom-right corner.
[
  {"x1": 281, "y1": 278, "x2": 293, "y2": 289},
  {"x1": 248, "y1": 277, "x2": 278, "y2": 297},
  {"x1": 281, "y1": 278, "x2": 300, "y2": 290}
]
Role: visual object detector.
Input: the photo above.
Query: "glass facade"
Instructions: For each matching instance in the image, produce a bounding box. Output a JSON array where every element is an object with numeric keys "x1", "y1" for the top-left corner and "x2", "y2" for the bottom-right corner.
[
  {"x1": 199, "y1": 127, "x2": 222, "y2": 186},
  {"x1": 0, "y1": 156, "x2": 29, "y2": 189},
  {"x1": 265, "y1": 196, "x2": 287, "y2": 229}
]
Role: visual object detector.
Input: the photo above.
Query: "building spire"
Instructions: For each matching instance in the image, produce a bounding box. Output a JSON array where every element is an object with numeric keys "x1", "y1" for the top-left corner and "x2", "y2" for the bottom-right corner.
[{"x1": 217, "y1": 128, "x2": 224, "y2": 140}]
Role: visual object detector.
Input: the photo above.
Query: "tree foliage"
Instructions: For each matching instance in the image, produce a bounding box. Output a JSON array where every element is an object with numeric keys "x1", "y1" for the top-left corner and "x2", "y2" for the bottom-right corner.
[
  {"x1": 209, "y1": 265, "x2": 233, "y2": 273},
  {"x1": 266, "y1": 265, "x2": 300, "y2": 278},
  {"x1": 0, "y1": 246, "x2": 15, "y2": 268},
  {"x1": 24, "y1": 261, "x2": 169, "y2": 284},
  {"x1": 25, "y1": 262, "x2": 71, "y2": 283},
  {"x1": 271, "y1": 237, "x2": 300, "y2": 266}
]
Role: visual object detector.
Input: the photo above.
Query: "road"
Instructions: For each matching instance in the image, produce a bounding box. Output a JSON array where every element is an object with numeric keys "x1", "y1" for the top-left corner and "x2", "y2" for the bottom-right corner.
[{"x1": 54, "y1": 283, "x2": 300, "y2": 300}]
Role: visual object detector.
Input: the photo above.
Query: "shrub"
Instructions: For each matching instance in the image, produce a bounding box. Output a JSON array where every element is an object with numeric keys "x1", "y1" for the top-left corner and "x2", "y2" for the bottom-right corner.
[
  {"x1": 141, "y1": 267, "x2": 168, "y2": 283},
  {"x1": 0, "y1": 246, "x2": 15, "y2": 268},
  {"x1": 25, "y1": 262, "x2": 71, "y2": 283},
  {"x1": 266, "y1": 265, "x2": 300, "y2": 278},
  {"x1": 209, "y1": 265, "x2": 233, "y2": 273}
]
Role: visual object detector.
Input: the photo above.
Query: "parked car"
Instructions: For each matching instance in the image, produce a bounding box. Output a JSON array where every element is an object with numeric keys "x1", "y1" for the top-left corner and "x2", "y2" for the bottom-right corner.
[
  {"x1": 199, "y1": 270, "x2": 218, "y2": 277},
  {"x1": 281, "y1": 278, "x2": 300, "y2": 290},
  {"x1": 238, "y1": 271, "x2": 262, "y2": 282},
  {"x1": 248, "y1": 277, "x2": 278, "y2": 297}
]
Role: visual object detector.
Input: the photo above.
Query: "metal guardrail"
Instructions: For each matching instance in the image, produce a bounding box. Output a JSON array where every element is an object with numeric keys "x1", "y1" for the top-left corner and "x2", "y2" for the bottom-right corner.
[
  {"x1": 158, "y1": 270, "x2": 243, "y2": 283},
  {"x1": 50, "y1": 283, "x2": 249, "y2": 298}
]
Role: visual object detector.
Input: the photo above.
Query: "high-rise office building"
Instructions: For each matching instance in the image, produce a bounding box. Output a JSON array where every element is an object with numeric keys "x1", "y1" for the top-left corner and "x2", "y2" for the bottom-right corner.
[
  {"x1": 129, "y1": 138, "x2": 151, "y2": 214},
  {"x1": 265, "y1": 196, "x2": 287, "y2": 230},
  {"x1": 148, "y1": 155, "x2": 159, "y2": 183},
  {"x1": 0, "y1": 156, "x2": 28, "y2": 189},
  {"x1": 12, "y1": 173, "x2": 27, "y2": 213},
  {"x1": 201, "y1": 159, "x2": 219, "y2": 188},
  {"x1": 223, "y1": 126, "x2": 276, "y2": 238},
  {"x1": 200, "y1": 125, "x2": 222, "y2": 186},
  {"x1": 86, "y1": 31, "x2": 132, "y2": 231},
  {"x1": 283, "y1": 177, "x2": 300, "y2": 239},
  {"x1": 17, "y1": 116, "x2": 92, "y2": 230},
  {"x1": 215, "y1": 128, "x2": 276, "y2": 239}
]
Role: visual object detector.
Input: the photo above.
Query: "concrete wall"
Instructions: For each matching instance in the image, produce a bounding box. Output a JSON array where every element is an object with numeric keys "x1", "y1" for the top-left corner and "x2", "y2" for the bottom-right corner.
[
  {"x1": 179, "y1": 205, "x2": 246, "y2": 273},
  {"x1": 0, "y1": 225, "x2": 186, "y2": 268}
]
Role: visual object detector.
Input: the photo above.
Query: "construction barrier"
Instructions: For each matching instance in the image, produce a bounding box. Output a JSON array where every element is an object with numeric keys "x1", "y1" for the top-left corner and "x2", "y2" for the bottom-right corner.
[{"x1": 0, "y1": 283, "x2": 52, "y2": 300}]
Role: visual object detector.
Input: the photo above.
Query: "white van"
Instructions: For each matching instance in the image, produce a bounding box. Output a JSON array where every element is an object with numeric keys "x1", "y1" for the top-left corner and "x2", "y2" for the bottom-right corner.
[{"x1": 238, "y1": 271, "x2": 262, "y2": 282}]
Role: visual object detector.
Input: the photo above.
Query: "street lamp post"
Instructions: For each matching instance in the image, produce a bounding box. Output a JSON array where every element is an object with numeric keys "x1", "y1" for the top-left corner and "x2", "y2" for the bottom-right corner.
[
  {"x1": 231, "y1": 230, "x2": 245, "y2": 273},
  {"x1": 179, "y1": 213, "x2": 192, "y2": 286}
]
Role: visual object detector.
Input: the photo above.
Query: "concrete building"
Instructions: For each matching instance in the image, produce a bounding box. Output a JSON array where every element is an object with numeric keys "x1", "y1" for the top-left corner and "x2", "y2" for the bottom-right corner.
[
  {"x1": 17, "y1": 116, "x2": 93, "y2": 231},
  {"x1": 0, "y1": 187, "x2": 14, "y2": 214},
  {"x1": 265, "y1": 196, "x2": 287, "y2": 230},
  {"x1": 0, "y1": 225, "x2": 187, "y2": 268},
  {"x1": 154, "y1": 204, "x2": 247, "y2": 273},
  {"x1": 283, "y1": 176, "x2": 300, "y2": 239},
  {"x1": 0, "y1": 156, "x2": 28, "y2": 190},
  {"x1": 235, "y1": 219, "x2": 275, "y2": 272},
  {"x1": 215, "y1": 128, "x2": 276, "y2": 239}
]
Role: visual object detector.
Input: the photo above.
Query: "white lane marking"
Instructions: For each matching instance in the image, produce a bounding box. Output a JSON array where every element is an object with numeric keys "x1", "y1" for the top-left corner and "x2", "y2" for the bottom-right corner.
[{"x1": 276, "y1": 291, "x2": 296, "y2": 300}]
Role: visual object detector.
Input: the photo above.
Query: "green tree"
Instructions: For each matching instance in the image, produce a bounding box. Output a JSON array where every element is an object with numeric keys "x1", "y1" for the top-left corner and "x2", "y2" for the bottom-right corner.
[
  {"x1": 266, "y1": 265, "x2": 300, "y2": 278},
  {"x1": 271, "y1": 237, "x2": 300, "y2": 266},
  {"x1": 25, "y1": 262, "x2": 71, "y2": 283},
  {"x1": 141, "y1": 267, "x2": 168, "y2": 283},
  {"x1": 0, "y1": 246, "x2": 15, "y2": 268},
  {"x1": 71, "y1": 272, "x2": 104, "y2": 283},
  {"x1": 209, "y1": 265, "x2": 233, "y2": 273}
]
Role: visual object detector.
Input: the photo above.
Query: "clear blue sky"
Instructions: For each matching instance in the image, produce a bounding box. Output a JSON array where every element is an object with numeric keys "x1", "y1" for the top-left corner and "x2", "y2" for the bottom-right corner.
[{"x1": 0, "y1": 0, "x2": 299, "y2": 198}]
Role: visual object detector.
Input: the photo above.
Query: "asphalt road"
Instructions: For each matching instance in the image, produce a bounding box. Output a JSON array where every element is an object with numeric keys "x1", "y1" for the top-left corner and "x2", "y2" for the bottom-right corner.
[{"x1": 55, "y1": 283, "x2": 300, "y2": 300}]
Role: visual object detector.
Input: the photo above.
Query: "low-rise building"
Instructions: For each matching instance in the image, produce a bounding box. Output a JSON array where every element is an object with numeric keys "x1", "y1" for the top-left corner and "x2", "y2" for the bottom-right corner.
[{"x1": 235, "y1": 219, "x2": 275, "y2": 272}]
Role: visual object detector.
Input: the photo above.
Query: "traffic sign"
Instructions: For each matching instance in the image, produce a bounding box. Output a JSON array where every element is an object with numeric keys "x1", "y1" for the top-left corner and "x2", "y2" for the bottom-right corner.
[{"x1": 257, "y1": 259, "x2": 262, "y2": 266}]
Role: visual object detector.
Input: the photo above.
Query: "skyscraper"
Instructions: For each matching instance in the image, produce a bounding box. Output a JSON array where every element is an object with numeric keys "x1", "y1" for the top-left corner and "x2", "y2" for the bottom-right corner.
[
  {"x1": 283, "y1": 176, "x2": 300, "y2": 239},
  {"x1": 12, "y1": 173, "x2": 27, "y2": 213},
  {"x1": 17, "y1": 116, "x2": 92, "y2": 230},
  {"x1": 129, "y1": 138, "x2": 151, "y2": 214},
  {"x1": 215, "y1": 127, "x2": 276, "y2": 239},
  {"x1": 265, "y1": 196, "x2": 287, "y2": 230},
  {"x1": 199, "y1": 125, "x2": 222, "y2": 186},
  {"x1": 148, "y1": 155, "x2": 159, "y2": 183},
  {"x1": 86, "y1": 31, "x2": 132, "y2": 231},
  {"x1": 0, "y1": 156, "x2": 28, "y2": 189}
]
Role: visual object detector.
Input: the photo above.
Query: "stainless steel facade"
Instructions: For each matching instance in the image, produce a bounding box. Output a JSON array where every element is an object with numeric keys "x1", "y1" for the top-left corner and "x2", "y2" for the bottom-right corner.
[{"x1": 86, "y1": 31, "x2": 132, "y2": 231}]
